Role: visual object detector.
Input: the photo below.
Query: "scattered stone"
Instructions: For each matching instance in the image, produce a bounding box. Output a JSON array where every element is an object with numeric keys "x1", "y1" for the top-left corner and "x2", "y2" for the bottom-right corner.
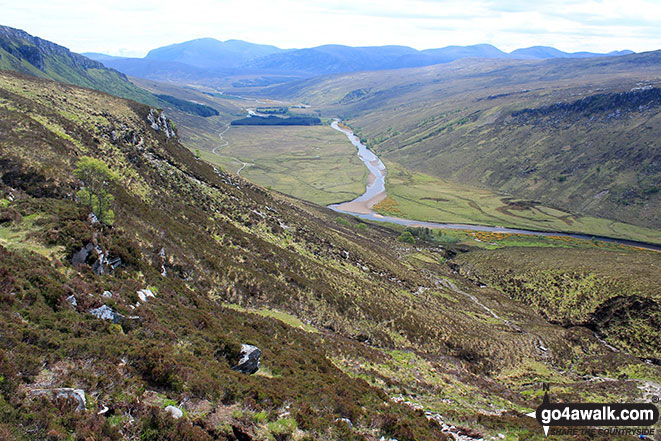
[
  {"x1": 98, "y1": 403, "x2": 109, "y2": 415},
  {"x1": 88, "y1": 212, "x2": 99, "y2": 224},
  {"x1": 159, "y1": 248, "x2": 167, "y2": 277},
  {"x1": 102, "y1": 291, "x2": 113, "y2": 298},
  {"x1": 65, "y1": 295, "x2": 77, "y2": 307},
  {"x1": 231, "y1": 344, "x2": 261, "y2": 374},
  {"x1": 137, "y1": 289, "x2": 155, "y2": 302},
  {"x1": 335, "y1": 417, "x2": 353, "y2": 428},
  {"x1": 30, "y1": 388, "x2": 86, "y2": 411},
  {"x1": 165, "y1": 405, "x2": 183, "y2": 419}
]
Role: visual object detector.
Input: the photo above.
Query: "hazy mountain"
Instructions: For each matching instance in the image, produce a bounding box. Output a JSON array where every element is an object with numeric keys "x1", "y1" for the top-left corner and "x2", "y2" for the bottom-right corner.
[
  {"x1": 510, "y1": 45, "x2": 634, "y2": 59},
  {"x1": 80, "y1": 52, "x2": 124, "y2": 61},
  {"x1": 86, "y1": 38, "x2": 635, "y2": 84},
  {"x1": 0, "y1": 25, "x2": 158, "y2": 105},
  {"x1": 144, "y1": 37, "x2": 284, "y2": 69},
  {"x1": 85, "y1": 55, "x2": 222, "y2": 82},
  {"x1": 246, "y1": 44, "x2": 420, "y2": 74}
]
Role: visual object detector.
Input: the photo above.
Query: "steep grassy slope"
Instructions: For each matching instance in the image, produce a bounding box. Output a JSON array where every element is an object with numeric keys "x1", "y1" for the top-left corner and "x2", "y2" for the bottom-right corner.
[
  {"x1": 0, "y1": 70, "x2": 659, "y2": 440},
  {"x1": 268, "y1": 52, "x2": 661, "y2": 231},
  {"x1": 0, "y1": 25, "x2": 158, "y2": 106}
]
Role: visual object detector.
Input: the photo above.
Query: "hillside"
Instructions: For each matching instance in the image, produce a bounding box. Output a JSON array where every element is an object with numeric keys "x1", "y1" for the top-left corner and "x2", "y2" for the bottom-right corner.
[
  {"x1": 267, "y1": 51, "x2": 661, "y2": 231},
  {"x1": 1, "y1": 70, "x2": 659, "y2": 440},
  {"x1": 0, "y1": 25, "x2": 158, "y2": 106}
]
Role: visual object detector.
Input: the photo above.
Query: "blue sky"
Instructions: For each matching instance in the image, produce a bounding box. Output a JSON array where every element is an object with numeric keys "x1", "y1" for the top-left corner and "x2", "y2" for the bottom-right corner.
[{"x1": 1, "y1": 0, "x2": 659, "y2": 56}]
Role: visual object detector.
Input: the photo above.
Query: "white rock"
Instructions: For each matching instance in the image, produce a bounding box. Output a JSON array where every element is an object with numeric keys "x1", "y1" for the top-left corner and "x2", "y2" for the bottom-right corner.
[
  {"x1": 165, "y1": 405, "x2": 183, "y2": 419},
  {"x1": 137, "y1": 289, "x2": 155, "y2": 302}
]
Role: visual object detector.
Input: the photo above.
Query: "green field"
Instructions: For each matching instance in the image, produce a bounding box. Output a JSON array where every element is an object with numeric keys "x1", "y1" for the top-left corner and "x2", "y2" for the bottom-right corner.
[
  {"x1": 376, "y1": 161, "x2": 661, "y2": 244},
  {"x1": 202, "y1": 124, "x2": 367, "y2": 205}
]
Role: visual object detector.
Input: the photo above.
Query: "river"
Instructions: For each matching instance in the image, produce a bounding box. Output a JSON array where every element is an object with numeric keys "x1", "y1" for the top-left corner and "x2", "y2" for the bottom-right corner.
[{"x1": 327, "y1": 121, "x2": 661, "y2": 252}]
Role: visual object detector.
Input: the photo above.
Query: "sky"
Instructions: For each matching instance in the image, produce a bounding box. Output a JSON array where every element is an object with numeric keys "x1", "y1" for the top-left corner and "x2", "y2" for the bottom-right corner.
[{"x1": 1, "y1": 0, "x2": 660, "y2": 57}]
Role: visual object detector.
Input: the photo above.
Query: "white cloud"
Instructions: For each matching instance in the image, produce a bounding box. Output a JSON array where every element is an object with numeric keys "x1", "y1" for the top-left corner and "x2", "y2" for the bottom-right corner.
[{"x1": 0, "y1": 0, "x2": 658, "y2": 55}]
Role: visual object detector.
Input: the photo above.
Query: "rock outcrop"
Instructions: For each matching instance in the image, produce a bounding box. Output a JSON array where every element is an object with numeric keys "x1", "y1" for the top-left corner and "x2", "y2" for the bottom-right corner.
[
  {"x1": 231, "y1": 344, "x2": 261, "y2": 374},
  {"x1": 147, "y1": 109, "x2": 176, "y2": 138},
  {"x1": 71, "y1": 241, "x2": 122, "y2": 275}
]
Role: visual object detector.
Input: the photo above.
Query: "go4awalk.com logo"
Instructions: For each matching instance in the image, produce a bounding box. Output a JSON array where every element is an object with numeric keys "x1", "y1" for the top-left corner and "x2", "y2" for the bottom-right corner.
[{"x1": 526, "y1": 384, "x2": 659, "y2": 437}]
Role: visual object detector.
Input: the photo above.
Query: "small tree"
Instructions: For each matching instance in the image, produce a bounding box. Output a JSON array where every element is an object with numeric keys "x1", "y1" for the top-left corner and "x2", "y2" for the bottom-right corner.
[{"x1": 73, "y1": 156, "x2": 116, "y2": 224}]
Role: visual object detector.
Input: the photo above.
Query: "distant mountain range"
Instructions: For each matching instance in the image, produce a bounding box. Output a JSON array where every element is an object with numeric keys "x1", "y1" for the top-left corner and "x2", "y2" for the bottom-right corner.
[{"x1": 83, "y1": 38, "x2": 634, "y2": 84}]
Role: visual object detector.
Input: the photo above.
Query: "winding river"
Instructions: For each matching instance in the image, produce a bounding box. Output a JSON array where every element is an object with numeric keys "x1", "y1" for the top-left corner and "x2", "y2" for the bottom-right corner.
[{"x1": 327, "y1": 121, "x2": 661, "y2": 252}]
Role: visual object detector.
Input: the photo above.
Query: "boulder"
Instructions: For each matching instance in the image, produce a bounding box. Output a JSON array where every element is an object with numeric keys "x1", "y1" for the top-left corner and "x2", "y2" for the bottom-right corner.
[
  {"x1": 231, "y1": 344, "x2": 261, "y2": 374},
  {"x1": 65, "y1": 295, "x2": 77, "y2": 307},
  {"x1": 89, "y1": 305, "x2": 122, "y2": 323},
  {"x1": 89, "y1": 305, "x2": 139, "y2": 325},
  {"x1": 165, "y1": 405, "x2": 183, "y2": 419}
]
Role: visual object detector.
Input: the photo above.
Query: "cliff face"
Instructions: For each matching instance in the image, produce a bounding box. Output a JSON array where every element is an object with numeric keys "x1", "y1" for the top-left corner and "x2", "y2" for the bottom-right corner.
[
  {"x1": 0, "y1": 25, "x2": 107, "y2": 71},
  {"x1": 0, "y1": 25, "x2": 157, "y2": 105}
]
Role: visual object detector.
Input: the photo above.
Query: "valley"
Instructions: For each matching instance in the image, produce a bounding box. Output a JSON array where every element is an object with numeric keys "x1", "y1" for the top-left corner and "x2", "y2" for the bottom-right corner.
[{"x1": 0, "y1": 22, "x2": 659, "y2": 441}]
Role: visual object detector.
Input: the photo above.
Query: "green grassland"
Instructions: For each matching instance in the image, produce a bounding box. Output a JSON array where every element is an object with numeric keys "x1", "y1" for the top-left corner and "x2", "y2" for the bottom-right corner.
[
  {"x1": 204, "y1": 125, "x2": 367, "y2": 205},
  {"x1": 375, "y1": 161, "x2": 661, "y2": 244}
]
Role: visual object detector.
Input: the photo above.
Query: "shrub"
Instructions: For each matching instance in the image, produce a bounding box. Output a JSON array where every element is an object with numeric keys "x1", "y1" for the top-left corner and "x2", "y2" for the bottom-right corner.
[
  {"x1": 267, "y1": 417, "x2": 298, "y2": 441},
  {"x1": 397, "y1": 231, "x2": 415, "y2": 244}
]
